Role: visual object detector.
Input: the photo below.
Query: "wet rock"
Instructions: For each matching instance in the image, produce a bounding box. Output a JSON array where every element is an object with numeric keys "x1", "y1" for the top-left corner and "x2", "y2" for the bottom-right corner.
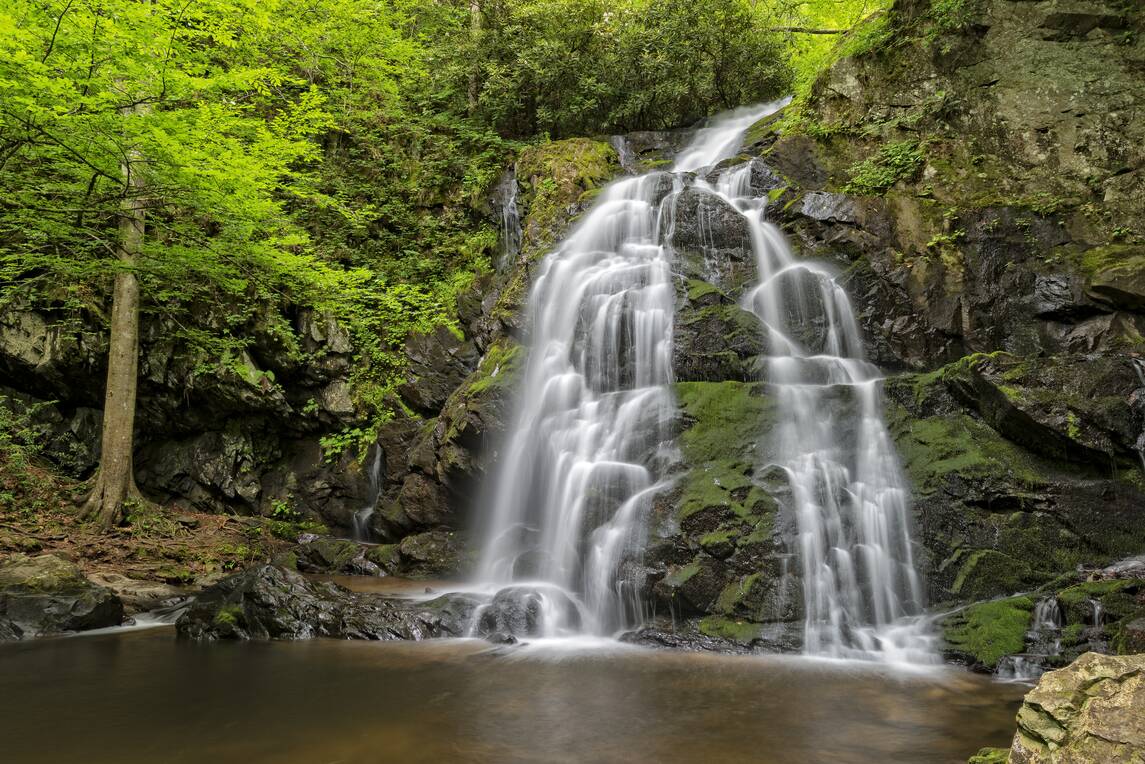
[
  {"x1": 397, "y1": 530, "x2": 463, "y2": 577},
  {"x1": 1006, "y1": 652, "x2": 1145, "y2": 764},
  {"x1": 1085, "y1": 245, "x2": 1145, "y2": 312},
  {"x1": 703, "y1": 159, "x2": 785, "y2": 197},
  {"x1": 398, "y1": 325, "x2": 480, "y2": 416},
  {"x1": 672, "y1": 284, "x2": 766, "y2": 382},
  {"x1": 473, "y1": 586, "x2": 582, "y2": 638},
  {"x1": 0, "y1": 554, "x2": 124, "y2": 639},
  {"x1": 175, "y1": 564, "x2": 479, "y2": 641},
  {"x1": 285, "y1": 538, "x2": 382, "y2": 577},
  {"x1": 87, "y1": 572, "x2": 186, "y2": 614},
  {"x1": 799, "y1": 192, "x2": 857, "y2": 225},
  {"x1": 136, "y1": 429, "x2": 263, "y2": 513}
]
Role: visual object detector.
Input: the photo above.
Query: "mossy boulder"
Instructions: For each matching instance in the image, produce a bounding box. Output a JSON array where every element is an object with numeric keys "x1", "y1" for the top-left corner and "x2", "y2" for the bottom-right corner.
[
  {"x1": 672, "y1": 284, "x2": 767, "y2": 383},
  {"x1": 886, "y1": 364, "x2": 1145, "y2": 605},
  {"x1": 491, "y1": 138, "x2": 618, "y2": 330},
  {"x1": 942, "y1": 595, "x2": 1034, "y2": 669},
  {"x1": 644, "y1": 381, "x2": 801, "y2": 638},
  {"x1": 0, "y1": 553, "x2": 124, "y2": 639},
  {"x1": 1005, "y1": 652, "x2": 1145, "y2": 764}
]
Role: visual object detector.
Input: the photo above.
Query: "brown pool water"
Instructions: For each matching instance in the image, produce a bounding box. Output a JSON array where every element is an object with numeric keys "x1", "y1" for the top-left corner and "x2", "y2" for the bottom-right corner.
[{"x1": 0, "y1": 628, "x2": 1025, "y2": 763}]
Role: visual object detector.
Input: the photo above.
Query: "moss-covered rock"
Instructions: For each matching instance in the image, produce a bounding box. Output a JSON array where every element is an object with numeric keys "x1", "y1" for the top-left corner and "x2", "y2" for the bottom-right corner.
[
  {"x1": 886, "y1": 363, "x2": 1145, "y2": 605},
  {"x1": 942, "y1": 595, "x2": 1034, "y2": 669},
  {"x1": 0, "y1": 553, "x2": 124, "y2": 639},
  {"x1": 1005, "y1": 652, "x2": 1145, "y2": 764},
  {"x1": 491, "y1": 138, "x2": 618, "y2": 329}
]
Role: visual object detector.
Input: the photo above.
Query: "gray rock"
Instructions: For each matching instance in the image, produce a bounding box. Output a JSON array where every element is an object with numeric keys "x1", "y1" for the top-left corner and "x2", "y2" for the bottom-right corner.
[
  {"x1": 175, "y1": 564, "x2": 479, "y2": 641},
  {"x1": 0, "y1": 554, "x2": 124, "y2": 639},
  {"x1": 799, "y1": 192, "x2": 857, "y2": 224}
]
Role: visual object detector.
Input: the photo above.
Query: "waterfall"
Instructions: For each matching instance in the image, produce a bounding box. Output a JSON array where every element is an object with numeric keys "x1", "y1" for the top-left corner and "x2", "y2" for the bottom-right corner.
[
  {"x1": 673, "y1": 110, "x2": 933, "y2": 662},
  {"x1": 352, "y1": 444, "x2": 384, "y2": 541},
  {"x1": 495, "y1": 167, "x2": 522, "y2": 272},
  {"x1": 472, "y1": 100, "x2": 930, "y2": 657},
  {"x1": 471, "y1": 174, "x2": 680, "y2": 638}
]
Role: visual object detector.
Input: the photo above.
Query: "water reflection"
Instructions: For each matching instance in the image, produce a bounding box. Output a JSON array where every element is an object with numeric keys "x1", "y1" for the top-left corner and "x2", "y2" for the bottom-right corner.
[{"x1": 0, "y1": 630, "x2": 1023, "y2": 763}]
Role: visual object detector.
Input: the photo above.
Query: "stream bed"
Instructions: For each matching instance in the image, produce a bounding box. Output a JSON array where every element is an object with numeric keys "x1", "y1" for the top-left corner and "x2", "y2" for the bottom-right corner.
[{"x1": 0, "y1": 627, "x2": 1025, "y2": 763}]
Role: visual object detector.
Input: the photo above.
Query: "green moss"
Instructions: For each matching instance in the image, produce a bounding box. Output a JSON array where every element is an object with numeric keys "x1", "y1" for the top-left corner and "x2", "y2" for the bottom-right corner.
[
  {"x1": 943, "y1": 596, "x2": 1033, "y2": 669},
  {"x1": 676, "y1": 381, "x2": 772, "y2": 463},
  {"x1": 685, "y1": 279, "x2": 721, "y2": 303},
  {"x1": 1076, "y1": 243, "x2": 1145, "y2": 279},
  {"x1": 700, "y1": 528, "x2": 738, "y2": 547},
  {"x1": 213, "y1": 604, "x2": 243, "y2": 628},
  {"x1": 967, "y1": 748, "x2": 1009, "y2": 764},
  {"x1": 466, "y1": 338, "x2": 523, "y2": 396},
  {"x1": 516, "y1": 137, "x2": 616, "y2": 247},
  {"x1": 842, "y1": 141, "x2": 923, "y2": 195},
  {"x1": 1057, "y1": 579, "x2": 1135, "y2": 608},
  {"x1": 889, "y1": 409, "x2": 1043, "y2": 494},
  {"x1": 951, "y1": 549, "x2": 1034, "y2": 600},
  {"x1": 663, "y1": 562, "x2": 701, "y2": 588},
  {"x1": 698, "y1": 615, "x2": 764, "y2": 644}
]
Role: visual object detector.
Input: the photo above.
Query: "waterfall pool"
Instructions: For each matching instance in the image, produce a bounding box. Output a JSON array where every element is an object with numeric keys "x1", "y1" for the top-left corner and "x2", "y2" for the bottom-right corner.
[{"x1": 0, "y1": 626, "x2": 1025, "y2": 763}]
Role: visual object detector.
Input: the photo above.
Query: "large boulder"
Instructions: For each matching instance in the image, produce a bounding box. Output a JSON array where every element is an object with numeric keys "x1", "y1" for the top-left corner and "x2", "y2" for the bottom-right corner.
[
  {"x1": 0, "y1": 554, "x2": 124, "y2": 639},
  {"x1": 175, "y1": 564, "x2": 478, "y2": 641},
  {"x1": 1006, "y1": 652, "x2": 1145, "y2": 764}
]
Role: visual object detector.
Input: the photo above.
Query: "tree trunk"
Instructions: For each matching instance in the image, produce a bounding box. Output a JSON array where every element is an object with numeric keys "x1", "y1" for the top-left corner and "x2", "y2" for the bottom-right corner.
[
  {"x1": 467, "y1": 0, "x2": 482, "y2": 115},
  {"x1": 82, "y1": 112, "x2": 145, "y2": 529}
]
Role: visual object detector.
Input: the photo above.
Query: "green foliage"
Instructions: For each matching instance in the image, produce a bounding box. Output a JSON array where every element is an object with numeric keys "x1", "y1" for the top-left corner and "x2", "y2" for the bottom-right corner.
[
  {"x1": 843, "y1": 141, "x2": 923, "y2": 194},
  {"x1": 457, "y1": 0, "x2": 792, "y2": 138},
  {"x1": 926, "y1": 0, "x2": 985, "y2": 39}
]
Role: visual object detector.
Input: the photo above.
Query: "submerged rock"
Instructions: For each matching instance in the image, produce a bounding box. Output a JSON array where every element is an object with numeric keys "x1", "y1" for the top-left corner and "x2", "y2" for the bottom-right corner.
[
  {"x1": 1005, "y1": 652, "x2": 1145, "y2": 763},
  {"x1": 175, "y1": 564, "x2": 478, "y2": 641},
  {"x1": 0, "y1": 554, "x2": 124, "y2": 639}
]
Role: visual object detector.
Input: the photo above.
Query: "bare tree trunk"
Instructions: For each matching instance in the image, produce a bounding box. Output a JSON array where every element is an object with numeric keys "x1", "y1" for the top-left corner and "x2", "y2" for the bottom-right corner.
[
  {"x1": 82, "y1": 111, "x2": 145, "y2": 529},
  {"x1": 467, "y1": 0, "x2": 482, "y2": 115}
]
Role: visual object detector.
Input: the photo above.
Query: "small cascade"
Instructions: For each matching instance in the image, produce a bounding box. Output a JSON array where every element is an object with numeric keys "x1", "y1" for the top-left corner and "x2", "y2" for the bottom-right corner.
[
  {"x1": 609, "y1": 135, "x2": 637, "y2": 175},
  {"x1": 1132, "y1": 358, "x2": 1145, "y2": 472},
  {"x1": 352, "y1": 444, "x2": 384, "y2": 541},
  {"x1": 673, "y1": 111, "x2": 933, "y2": 663},
  {"x1": 494, "y1": 168, "x2": 523, "y2": 271},
  {"x1": 998, "y1": 597, "x2": 1063, "y2": 682},
  {"x1": 1089, "y1": 598, "x2": 1104, "y2": 628}
]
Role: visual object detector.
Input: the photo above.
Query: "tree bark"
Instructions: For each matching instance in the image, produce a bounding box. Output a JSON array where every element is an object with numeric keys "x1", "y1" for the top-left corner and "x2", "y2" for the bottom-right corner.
[
  {"x1": 467, "y1": 0, "x2": 482, "y2": 115},
  {"x1": 82, "y1": 109, "x2": 146, "y2": 529}
]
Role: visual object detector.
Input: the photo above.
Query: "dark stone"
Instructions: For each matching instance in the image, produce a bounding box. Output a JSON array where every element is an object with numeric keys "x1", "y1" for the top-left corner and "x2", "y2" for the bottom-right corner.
[
  {"x1": 398, "y1": 325, "x2": 480, "y2": 416},
  {"x1": 0, "y1": 554, "x2": 124, "y2": 639},
  {"x1": 175, "y1": 564, "x2": 479, "y2": 641}
]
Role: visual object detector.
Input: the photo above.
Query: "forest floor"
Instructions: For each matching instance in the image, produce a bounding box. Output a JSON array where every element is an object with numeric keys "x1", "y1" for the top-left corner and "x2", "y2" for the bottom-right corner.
[{"x1": 0, "y1": 454, "x2": 299, "y2": 591}]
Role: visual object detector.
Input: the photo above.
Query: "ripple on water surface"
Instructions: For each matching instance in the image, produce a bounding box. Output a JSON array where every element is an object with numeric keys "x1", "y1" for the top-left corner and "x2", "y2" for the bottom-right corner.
[{"x1": 0, "y1": 629, "x2": 1025, "y2": 763}]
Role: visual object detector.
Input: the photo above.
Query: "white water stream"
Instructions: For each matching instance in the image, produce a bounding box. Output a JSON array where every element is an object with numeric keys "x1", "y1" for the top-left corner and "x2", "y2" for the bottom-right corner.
[
  {"x1": 471, "y1": 169, "x2": 681, "y2": 637},
  {"x1": 472, "y1": 102, "x2": 933, "y2": 661}
]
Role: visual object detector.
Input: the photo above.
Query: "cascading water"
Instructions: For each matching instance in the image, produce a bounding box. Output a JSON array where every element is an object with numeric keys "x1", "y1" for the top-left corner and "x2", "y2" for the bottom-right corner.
[
  {"x1": 997, "y1": 597, "x2": 1064, "y2": 681},
  {"x1": 352, "y1": 444, "x2": 383, "y2": 541},
  {"x1": 672, "y1": 108, "x2": 934, "y2": 663},
  {"x1": 471, "y1": 172, "x2": 681, "y2": 639},
  {"x1": 472, "y1": 100, "x2": 930, "y2": 657}
]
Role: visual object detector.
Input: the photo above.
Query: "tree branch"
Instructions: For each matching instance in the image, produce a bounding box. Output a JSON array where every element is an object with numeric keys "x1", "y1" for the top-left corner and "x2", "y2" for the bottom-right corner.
[{"x1": 766, "y1": 26, "x2": 844, "y2": 34}]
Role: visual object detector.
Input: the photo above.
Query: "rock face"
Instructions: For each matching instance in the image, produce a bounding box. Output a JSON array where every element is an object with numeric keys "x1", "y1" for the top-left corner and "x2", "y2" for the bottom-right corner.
[
  {"x1": 0, "y1": 554, "x2": 124, "y2": 639},
  {"x1": 175, "y1": 564, "x2": 477, "y2": 641},
  {"x1": 1006, "y1": 652, "x2": 1145, "y2": 764}
]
